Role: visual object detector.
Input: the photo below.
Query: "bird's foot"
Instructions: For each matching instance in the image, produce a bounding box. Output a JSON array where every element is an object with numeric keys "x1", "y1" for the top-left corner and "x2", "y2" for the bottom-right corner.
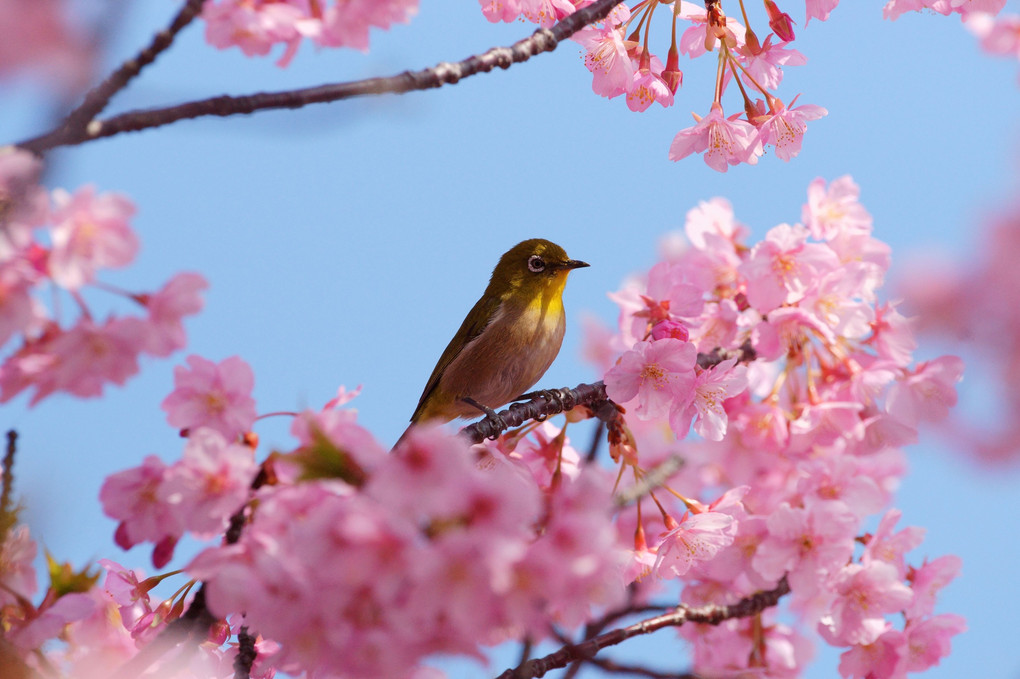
[
  {"x1": 460, "y1": 397, "x2": 507, "y2": 440},
  {"x1": 515, "y1": 388, "x2": 574, "y2": 421}
]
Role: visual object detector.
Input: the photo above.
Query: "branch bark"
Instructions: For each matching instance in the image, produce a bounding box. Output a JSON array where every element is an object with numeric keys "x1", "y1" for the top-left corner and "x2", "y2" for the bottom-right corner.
[
  {"x1": 16, "y1": 0, "x2": 626, "y2": 154},
  {"x1": 495, "y1": 577, "x2": 791, "y2": 679}
]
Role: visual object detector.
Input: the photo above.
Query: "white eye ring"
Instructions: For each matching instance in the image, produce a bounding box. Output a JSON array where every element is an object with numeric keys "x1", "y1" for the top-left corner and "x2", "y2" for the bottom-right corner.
[{"x1": 528, "y1": 255, "x2": 546, "y2": 273}]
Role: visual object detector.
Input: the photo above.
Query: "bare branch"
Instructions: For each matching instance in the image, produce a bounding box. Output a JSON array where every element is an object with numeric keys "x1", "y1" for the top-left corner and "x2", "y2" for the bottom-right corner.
[
  {"x1": 59, "y1": 0, "x2": 206, "y2": 135},
  {"x1": 17, "y1": 0, "x2": 626, "y2": 153},
  {"x1": 494, "y1": 577, "x2": 790, "y2": 679}
]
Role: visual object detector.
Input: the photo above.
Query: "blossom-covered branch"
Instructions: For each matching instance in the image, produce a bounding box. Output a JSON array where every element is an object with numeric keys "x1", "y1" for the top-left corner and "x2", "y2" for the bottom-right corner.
[
  {"x1": 16, "y1": 0, "x2": 627, "y2": 154},
  {"x1": 496, "y1": 576, "x2": 790, "y2": 679}
]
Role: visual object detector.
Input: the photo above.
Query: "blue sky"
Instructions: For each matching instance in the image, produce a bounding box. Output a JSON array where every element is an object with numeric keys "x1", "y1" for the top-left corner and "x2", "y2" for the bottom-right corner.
[{"x1": 3, "y1": 2, "x2": 1020, "y2": 678}]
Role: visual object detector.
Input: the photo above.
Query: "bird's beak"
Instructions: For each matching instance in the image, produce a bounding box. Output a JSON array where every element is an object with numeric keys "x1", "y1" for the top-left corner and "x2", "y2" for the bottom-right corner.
[{"x1": 558, "y1": 259, "x2": 590, "y2": 271}]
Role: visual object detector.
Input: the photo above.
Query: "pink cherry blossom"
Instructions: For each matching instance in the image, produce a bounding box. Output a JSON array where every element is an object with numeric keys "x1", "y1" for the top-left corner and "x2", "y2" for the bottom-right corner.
[
  {"x1": 819, "y1": 561, "x2": 914, "y2": 646},
  {"x1": 740, "y1": 37, "x2": 806, "y2": 90},
  {"x1": 0, "y1": 260, "x2": 44, "y2": 348},
  {"x1": 139, "y1": 272, "x2": 208, "y2": 357},
  {"x1": 202, "y1": 0, "x2": 419, "y2": 66},
  {"x1": 0, "y1": 0, "x2": 94, "y2": 92},
  {"x1": 753, "y1": 98, "x2": 827, "y2": 161},
  {"x1": 860, "y1": 509, "x2": 926, "y2": 578},
  {"x1": 738, "y1": 222, "x2": 840, "y2": 313},
  {"x1": 47, "y1": 186, "x2": 138, "y2": 290},
  {"x1": 806, "y1": 0, "x2": 841, "y2": 24},
  {"x1": 480, "y1": 0, "x2": 575, "y2": 27},
  {"x1": 669, "y1": 358, "x2": 748, "y2": 441},
  {"x1": 158, "y1": 428, "x2": 258, "y2": 537},
  {"x1": 652, "y1": 511, "x2": 737, "y2": 578},
  {"x1": 669, "y1": 104, "x2": 762, "y2": 172},
  {"x1": 905, "y1": 555, "x2": 962, "y2": 620},
  {"x1": 802, "y1": 175, "x2": 874, "y2": 240},
  {"x1": 100, "y1": 454, "x2": 180, "y2": 550},
  {"x1": 604, "y1": 338, "x2": 697, "y2": 419},
  {"x1": 573, "y1": 19, "x2": 636, "y2": 98},
  {"x1": 868, "y1": 302, "x2": 917, "y2": 365},
  {"x1": 902, "y1": 613, "x2": 966, "y2": 672},
  {"x1": 886, "y1": 355, "x2": 964, "y2": 426},
  {"x1": 0, "y1": 525, "x2": 38, "y2": 606},
  {"x1": 838, "y1": 629, "x2": 905, "y2": 679},
  {"x1": 0, "y1": 147, "x2": 48, "y2": 241},
  {"x1": 626, "y1": 67, "x2": 674, "y2": 111},
  {"x1": 46, "y1": 316, "x2": 144, "y2": 400},
  {"x1": 503, "y1": 420, "x2": 582, "y2": 487},
  {"x1": 508, "y1": 468, "x2": 628, "y2": 629},
  {"x1": 161, "y1": 354, "x2": 258, "y2": 439},
  {"x1": 969, "y1": 11, "x2": 1020, "y2": 58},
  {"x1": 753, "y1": 501, "x2": 859, "y2": 594},
  {"x1": 7, "y1": 591, "x2": 97, "y2": 651}
]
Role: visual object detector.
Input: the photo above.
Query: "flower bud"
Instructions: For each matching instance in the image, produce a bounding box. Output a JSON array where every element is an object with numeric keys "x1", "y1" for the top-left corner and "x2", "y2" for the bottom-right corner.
[
  {"x1": 764, "y1": 0, "x2": 796, "y2": 42},
  {"x1": 651, "y1": 320, "x2": 690, "y2": 342}
]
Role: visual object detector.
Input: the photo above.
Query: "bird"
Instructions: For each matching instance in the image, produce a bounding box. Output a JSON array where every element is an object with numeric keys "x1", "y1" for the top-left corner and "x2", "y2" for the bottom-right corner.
[{"x1": 400, "y1": 238, "x2": 588, "y2": 442}]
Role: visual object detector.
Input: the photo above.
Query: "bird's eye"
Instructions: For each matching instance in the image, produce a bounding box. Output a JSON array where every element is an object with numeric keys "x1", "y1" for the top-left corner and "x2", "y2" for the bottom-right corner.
[{"x1": 528, "y1": 255, "x2": 546, "y2": 273}]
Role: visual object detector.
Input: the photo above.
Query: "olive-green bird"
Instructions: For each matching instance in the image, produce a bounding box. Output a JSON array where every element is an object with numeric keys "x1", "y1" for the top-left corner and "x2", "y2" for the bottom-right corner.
[{"x1": 402, "y1": 238, "x2": 588, "y2": 438}]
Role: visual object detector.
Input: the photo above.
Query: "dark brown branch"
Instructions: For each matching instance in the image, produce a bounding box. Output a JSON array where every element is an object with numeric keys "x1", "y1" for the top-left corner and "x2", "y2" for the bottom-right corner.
[
  {"x1": 495, "y1": 577, "x2": 790, "y2": 679},
  {"x1": 57, "y1": 0, "x2": 206, "y2": 139},
  {"x1": 460, "y1": 339, "x2": 759, "y2": 443},
  {"x1": 588, "y1": 657, "x2": 703, "y2": 678},
  {"x1": 233, "y1": 626, "x2": 257, "y2": 679},
  {"x1": 460, "y1": 381, "x2": 613, "y2": 444},
  {"x1": 696, "y1": 338, "x2": 756, "y2": 370},
  {"x1": 2, "y1": 431, "x2": 16, "y2": 514},
  {"x1": 17, "y1": 0, "x2": 626, "y2": 153},
  {"x1": 1, "y1": 430, "x2": 18, "y2": 537}
]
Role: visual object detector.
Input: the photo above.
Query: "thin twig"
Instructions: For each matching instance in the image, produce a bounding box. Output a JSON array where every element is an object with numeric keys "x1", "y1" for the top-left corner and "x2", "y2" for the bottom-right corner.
[
  {"x1": 614, "y1": 455, "x2": 684, "y2": 508},
  {"x1": 588, "y1": 657, "x2": 703, "y2": 678},
  {"x1": 1, "y1": 430, "x2": 18, "y2": 537},
  {"x1": 58, "y1": 0, "x2": 206, "y2": 137},
  {"x1": 494, "y1": 577, "x2": 790, "y2": 679},
  {"x1": 2, "y1": 430, "x2": 16, "y2": 517},
  {"x1": 16, "y1": 0, "x2": 626, "y2": 153}
]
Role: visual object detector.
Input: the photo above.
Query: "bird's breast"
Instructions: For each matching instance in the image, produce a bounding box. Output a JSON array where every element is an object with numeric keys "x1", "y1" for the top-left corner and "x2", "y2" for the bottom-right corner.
[{"x1": 436, "y1": 290, "x2": 567, "y2": 415}]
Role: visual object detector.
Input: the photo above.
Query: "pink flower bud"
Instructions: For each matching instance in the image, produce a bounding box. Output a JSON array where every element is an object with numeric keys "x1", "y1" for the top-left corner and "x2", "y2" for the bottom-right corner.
[
  {"x1": 651, "y1": 320, "x2": 690, "y2": 342},
  {"x1": 765, "y1": 0, "x2": 796, "y2": 42}
]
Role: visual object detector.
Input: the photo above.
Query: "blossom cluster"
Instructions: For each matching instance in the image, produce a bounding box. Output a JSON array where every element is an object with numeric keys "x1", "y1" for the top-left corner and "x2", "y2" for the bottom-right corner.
[
  {"x1": 485, "y1": 0, "x2": 1014, "y2": 170},
  {"x1": 0, "y1": 148, "x2": 207, "y2": 405},
  {"x1": 896, "y1": 198, "x2": 1020, "y2": 462},
  {"x1": 3, "y1": 171, "x2": 967, "y2": 676},
  {"x1": 88, "y1": 355, "x2": 629, "y2": 678},
  {"x1": 594, "y1": 175, "x2": 964, "y2": 677},
  {"x1": 201, "y1": 0, "x2": 419, "y2": 67},
  {"x1": 487, "y1": 0, "x2": 831, "y2": 170},
  {"x1": 0, "y1": 0, "x2": 94, "y2": 92},
  {"x1": 0, "y1": 521, "x2": 276, "y2": 678}
]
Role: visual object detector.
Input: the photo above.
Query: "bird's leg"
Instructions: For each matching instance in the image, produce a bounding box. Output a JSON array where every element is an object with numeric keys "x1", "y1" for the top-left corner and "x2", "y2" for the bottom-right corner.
[{"x1": 460, "y1": 396, "x2": 507, "y2": 439}]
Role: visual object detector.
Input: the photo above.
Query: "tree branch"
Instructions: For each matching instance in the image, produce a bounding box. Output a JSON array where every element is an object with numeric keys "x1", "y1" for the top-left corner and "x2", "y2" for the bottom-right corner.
[
  {"x1": 495, "y1": 577, "x2": 790, "y2": 679},
  {"x1": 460, "y1": 381, "x2": 614, "y2": 444},
  {"x1": 460, "y1": 341, "x2": 758, "y2": 444},
  {"x1": 16, "y1": 0, "x2": 626, "y2": 154},
  {"x1": 58, "y1": 0, "x2": 206, "y2": 136}
]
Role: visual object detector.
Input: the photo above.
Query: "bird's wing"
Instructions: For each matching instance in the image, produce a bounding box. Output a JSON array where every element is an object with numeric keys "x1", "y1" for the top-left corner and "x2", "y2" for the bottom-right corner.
[{"x1": 410, "y1": 292, "x2": 501, "y2": 423}]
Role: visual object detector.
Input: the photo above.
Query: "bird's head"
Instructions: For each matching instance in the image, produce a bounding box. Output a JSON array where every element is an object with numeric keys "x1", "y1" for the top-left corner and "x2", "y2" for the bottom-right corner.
[{"x1": 487, "y1": 239, "x2": 589, "y2": 299}]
